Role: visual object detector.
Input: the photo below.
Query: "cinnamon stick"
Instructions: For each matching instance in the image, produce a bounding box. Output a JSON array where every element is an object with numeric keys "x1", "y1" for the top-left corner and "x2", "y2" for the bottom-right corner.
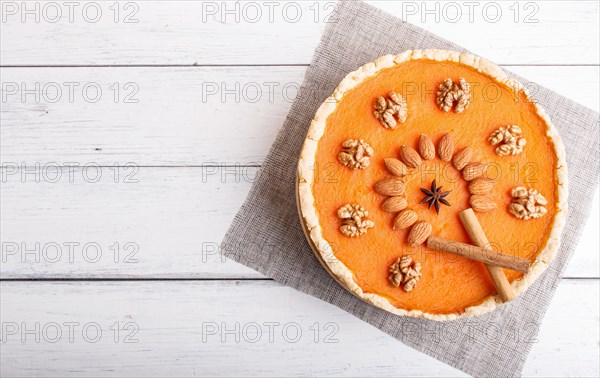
[
  {"x1": 458, "y1": 208, "x2": 516, "y2": 302},
  {"x1": 427, "y1": 236, "x2": 530, "y2": 273}
]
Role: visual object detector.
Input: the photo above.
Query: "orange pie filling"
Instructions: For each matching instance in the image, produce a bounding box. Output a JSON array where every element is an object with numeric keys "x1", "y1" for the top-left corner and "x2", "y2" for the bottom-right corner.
[{"x1": 311, "y1": 59, "x2": 560, "y2": 315}]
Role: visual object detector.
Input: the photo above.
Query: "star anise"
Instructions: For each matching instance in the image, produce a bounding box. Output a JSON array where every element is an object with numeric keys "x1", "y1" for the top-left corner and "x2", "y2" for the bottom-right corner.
[{"x1": 420, "y1": 179, "x2": 451, "y2": 214}]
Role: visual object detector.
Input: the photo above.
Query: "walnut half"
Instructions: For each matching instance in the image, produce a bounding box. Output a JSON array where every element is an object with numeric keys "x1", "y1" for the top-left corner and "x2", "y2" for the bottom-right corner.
[
  {"x1": 488, "y1": 125, "x2": 526, "y2": 156},
  {"x1": 388, "y1": 256, "x2": 422, "y2": 292},
  {"x1": 508, "y1": 186, "x2": 548, "y2": 220},
  {"x1": 374, "y1": 92, "x2": 407, "y2": 129},
  {"x1": 436, "y1": 78, "x2": 471, "y2": 113},
  {"x1": 338, "y1": 139, "x2": 374, "y2": 170},
  {"x1": 337, "y1": 204, "x2": 375, "y2": 237}
]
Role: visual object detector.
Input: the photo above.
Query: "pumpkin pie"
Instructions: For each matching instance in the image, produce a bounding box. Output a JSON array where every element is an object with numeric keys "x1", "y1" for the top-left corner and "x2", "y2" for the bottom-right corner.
[{"x1": 297, "y1": 49, "x2": 568, "y2": 320}]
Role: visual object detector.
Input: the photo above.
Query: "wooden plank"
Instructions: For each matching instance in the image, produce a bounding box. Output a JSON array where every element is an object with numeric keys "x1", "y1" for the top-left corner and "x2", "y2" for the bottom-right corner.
[
  {"x1": 1, "y1": 1, "x2": 598, "y2": 66},
  {"x1": 0, "y1": 280, "x2": 598, "y2": 377},
  {"x1": 0, "y1": 66, "x2": 303, "y2": 166},
  {"x1": 0, "y1": 167, "x2": 263, "y2": 278},
  {"x1": 1, "y1": 65, "x2": 598, "y2": 166},
  {"x1": 1, "y1": 167, "x2": 598, "y2": 279}
]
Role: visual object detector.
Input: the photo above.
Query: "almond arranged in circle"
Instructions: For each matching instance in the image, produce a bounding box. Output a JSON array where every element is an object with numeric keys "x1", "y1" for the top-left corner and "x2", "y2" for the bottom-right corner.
[
  {"x1": 393, "y1": 209, "x2": 418, "y2": 230},
  {"x1": 399, "y1": 145, "x2": 422, "y2": 168},
  {"x1": 374, "y1": 178, "x2": 405, "y2": 196},
  {"x1": 452, "y1": 147, "x2": 473, "y2": 170},
  {"x1": 381, "y1": 196, "x2": 408, "y2": 212},
  {"x1": 418, "y1": 134, "x2": 435, "y2": 160},
  {"x1": 470, "y1": 194, "x2": 497, "y2": 212},
  {"x1": 468, "y1": 178, "x2": 494, "y2": 195},
  {"x1": 408, "y1": 221, "x2": 433, "y2": 246},
  {"x1": 438, "y1": 133, "x2": 454, "y2": 161},
  {"x1": 384, "y1": 158, "x2": 409, "y2": 177}
]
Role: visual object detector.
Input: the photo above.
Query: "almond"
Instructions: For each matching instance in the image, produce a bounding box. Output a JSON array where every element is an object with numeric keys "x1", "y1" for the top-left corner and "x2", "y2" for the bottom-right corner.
[
  {"x1": 437, "y1": 133, "x2": 454, "y2": 161},
  {"x1": 470, "y1": 194, "x2": 497, "y2": 213},
  {"x1": 462, "y1": 162, "x2": 485, "y2": 181},
  {"x1": 384, "y1": 158, "x2": 408, "y2": 177},
  {"x1": 393, "y1": 209, "x2": 418, "y2": 230},
  {"x1": 381, "y1": 196, "x2": 408, "y2": 212},
  {"x1": 399, "y1": 145, "x2": 422, "y2": 168},
  {"x1": 469, "y1": 178, "x2": 494, "y2": 195},
  {"x1": 407, "y1": 221, "x2": 432, "y2": 246},
  {"x1": 374, "y1": 178, "x2": 405, "y2": 196},
  {"x1": 452, "y1": 147, "x2": 473, "y2": 170},
  {"x1": 418, "y1": 134, "x2": 435, "y2": 160}
]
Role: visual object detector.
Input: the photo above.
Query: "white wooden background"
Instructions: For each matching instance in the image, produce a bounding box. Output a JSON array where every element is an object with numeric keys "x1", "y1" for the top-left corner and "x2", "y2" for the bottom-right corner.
[{"x1": 1, "y1": 1, "x2": 598, "y2": 376}]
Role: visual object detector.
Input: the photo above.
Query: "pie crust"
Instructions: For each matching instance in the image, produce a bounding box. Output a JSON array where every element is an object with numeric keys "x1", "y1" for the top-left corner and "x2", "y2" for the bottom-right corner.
[{"x1": 296, "y1": 49, "x2": 568, "y2": 321}]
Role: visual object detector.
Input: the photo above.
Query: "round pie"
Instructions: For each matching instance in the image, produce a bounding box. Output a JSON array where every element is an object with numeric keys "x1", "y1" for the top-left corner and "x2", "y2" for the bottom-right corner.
[{"x1": 296, "y1": 49, "x2": 568, "y2": 320}]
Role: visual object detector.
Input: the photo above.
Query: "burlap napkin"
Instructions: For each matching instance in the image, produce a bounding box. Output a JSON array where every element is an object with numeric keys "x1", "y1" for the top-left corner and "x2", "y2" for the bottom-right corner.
[{"x1": 221, "y1": 1, "x2": 600, "y2": 376}]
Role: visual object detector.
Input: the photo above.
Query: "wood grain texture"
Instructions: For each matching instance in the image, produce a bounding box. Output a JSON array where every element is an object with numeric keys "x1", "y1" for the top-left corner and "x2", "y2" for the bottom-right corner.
[
  {"x1": 0, "y1": 167, "x2": 262, "y2": 278},
  {"x1": 1, "y1": 167, "x2": 598, "y2": 279},
  {"x1": 1, "y1": 280, "x2": 598, "y2": 377},
  {"x1": 1, "y1": 66, "x2": 598, "y2": 166},
  {"x1": 1, "y1": 1, "x2": 598, "y2": 65}
]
